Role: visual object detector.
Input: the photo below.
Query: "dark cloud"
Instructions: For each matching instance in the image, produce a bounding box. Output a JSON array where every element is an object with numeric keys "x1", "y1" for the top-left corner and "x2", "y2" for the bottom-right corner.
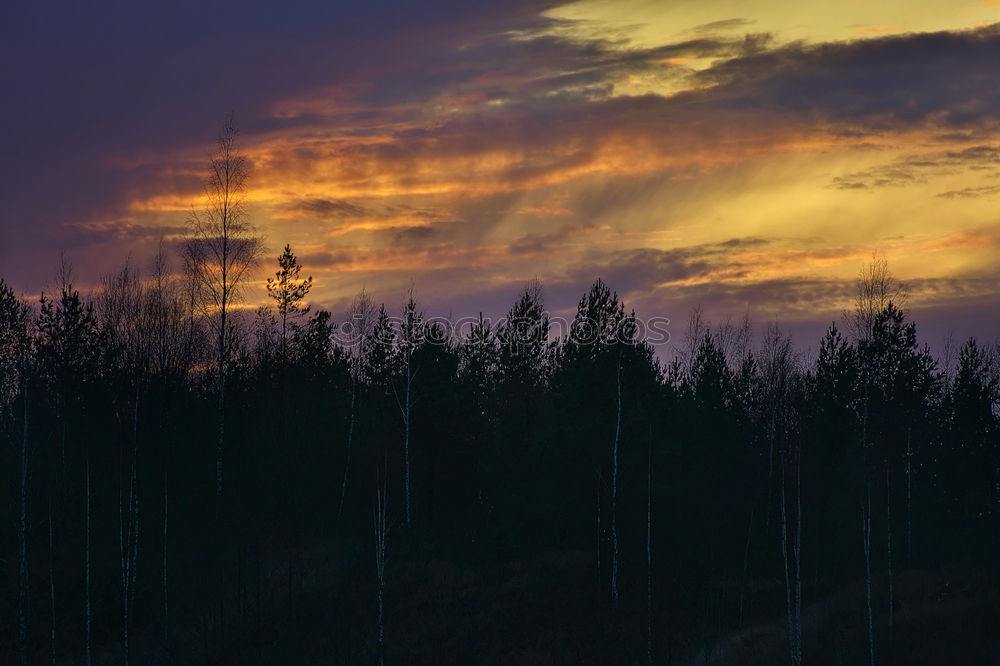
[
  {"x1": 385, "y1": 205, "x2": 455, "y2": 222},
  {"x1": 831, "y1": 144, "x2": 1000, "y2": 190},
  {"x1": 508, "y1": 225, "x2": 592, "y2": 255},
  {"x1": 936, "y1": 184, "x2": 1000, "y2": 199},
  {"x1": 691, "y1": 18, "x2": 756, "y2": 35},
  {"x1": 651, "y1": 276, "x2": 854, "y2": 316},
  {"x1": 79, "y1": 222, "x2": 189, "y2": 244},
  {"x1": 386, "y1": 225, "x2": 443, "y2": 246},
  {"x1": 560, "y1": 237, "x2": 777, "y2": 297},
  {"x1": 945, "y1": 145, "x2": 1000, "y2": 162},
  {"x1": 716, "y1": 237, "x2": 770, "y2": 248},
  {"x1": 831, "y1": 165, "x2": 929, "y2": 190},
  {"x1": 300, "y1": 250, "x2": 354, "y2": 268},
  {"x1": 693, "y1": 24, "x2": 1000, "y2": 129},
  {"x1": 280, "y1": 198, "x2": 370, "y2": 219}
]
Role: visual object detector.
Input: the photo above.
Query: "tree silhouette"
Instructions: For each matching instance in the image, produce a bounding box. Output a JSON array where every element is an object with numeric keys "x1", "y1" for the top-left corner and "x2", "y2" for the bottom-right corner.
[
  {"x1": 266, "y1": 244, "x2": 313, "y2": 360},
  {"x1": 183, "y1": 112, "x2": 263, "y2": 498}
]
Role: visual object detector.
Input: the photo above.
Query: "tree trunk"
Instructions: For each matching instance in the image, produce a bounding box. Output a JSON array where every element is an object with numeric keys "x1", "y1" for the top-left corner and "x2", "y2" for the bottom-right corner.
[
  {"x1": 120, "y1": 398, "x2": 141, "y2": 666},
  {"x1": 779, "y1": 450, "x2": 803, "y2": 666},
  {"x1": 596, "y1": 483, "x2": 602, "y2": 596},
  {"x1": 48, "y1": 501, "x2": 56, "y2": 666},
  {"x1": 887, "y1": 467, "x2": 894, "y2": 649},
  {"x1": 216, "y1": 306, "x2": 227, "y2": 655},
  {"x1": 863, "y1": 483, "x2": 875, "y2": 666},
  {"x1": 794, "y1": 450, "x2": 802, "y2": 665},
  {"x1": 86, "y1": 455, "x2": 92, "y2": 666},
  {"x1": 780, "y1": 464, "x2": 794, "y2": 666},
  {"x1": 646, "y1": 442, "x2": 653, "y2": 666},
  {"x1": 163, "y1": 461, "x2": 170, "y2": 649},
  {"x1": 905, "y1": 429, "x2": 912, "y2": 564},
  {"x1": 18, "y1": 382, "x2": 29, "y2": 666},
  {"x1": 610, "y1": 357, "x2": 622, "y2": 610},
  {"x1": 375, "y1": 478, "x2": 388, "y2": 666},
  {"x1": 217, "y1": 309, "x2": 226, "y2": 498},
  {"x1": 404, "y1": 362, "x2": 412, "y2": 530},
  {"x1": 338, "y1": 378, "x2": 357, "y2": 524},
  {"x1": 765, "y1": 424, "x2": 775, "y2": 531},
  {"x1": 738, "y1": 506, "x2": 754, "y2": 629}
]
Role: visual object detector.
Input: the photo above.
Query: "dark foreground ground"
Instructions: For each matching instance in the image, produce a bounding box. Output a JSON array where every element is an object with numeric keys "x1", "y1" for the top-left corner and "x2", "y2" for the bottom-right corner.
[{"x1": 13, "y1": 538, "x2": 993, "y2": 665}]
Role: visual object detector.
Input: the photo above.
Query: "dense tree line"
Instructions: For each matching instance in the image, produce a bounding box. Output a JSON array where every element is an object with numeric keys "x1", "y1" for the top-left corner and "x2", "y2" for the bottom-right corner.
[
  {"x1": 2, "y1": 252, "x2": 998, "y2": 663},
  {"x1": 1, "y1": 123, "x2": 997, "y2": 664}
]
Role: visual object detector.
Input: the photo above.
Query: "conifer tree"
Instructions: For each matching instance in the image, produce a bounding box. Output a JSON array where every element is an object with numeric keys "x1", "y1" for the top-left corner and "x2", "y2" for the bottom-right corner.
[{"x1": 266, "y1": 244, "x2": 313, "y2": 360}]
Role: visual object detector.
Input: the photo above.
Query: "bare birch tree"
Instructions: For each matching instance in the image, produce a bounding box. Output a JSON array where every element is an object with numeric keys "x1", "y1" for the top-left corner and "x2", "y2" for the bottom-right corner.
[
  {"x1": 96, "y1": 261, "x2": 151, "y2": 666},
  {"x1": 183, "y1": 112, "x2": 263, "y2": 497},
  {"x1": 760, "y1": 322, "x2": 795, "y2": 529},
  {"x1": 846, "y1": 250, "x2": 908, "y2": 341},
  {"x1": 716, "y1": 308, "x2": 753, "y2": 370},
  {"x1": 682, "y1": 305, "x2": 707, "y2": 373},
  {"x1": 147, "y1": 244, "x2": 190, "y2": 651},
  {"x1": 339, "y1": 289, "x2": 376, "y2": 523}
]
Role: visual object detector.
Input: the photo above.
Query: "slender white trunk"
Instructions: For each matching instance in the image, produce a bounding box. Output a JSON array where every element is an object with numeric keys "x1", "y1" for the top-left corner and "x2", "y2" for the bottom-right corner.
[
  {"x1": 404, "y1": 361, "x2": 412, "y2": 530},
  {"x1": 120, "y1": 467, "x2": 128, "y2": 665},
  {"x1": 217, "y1": 314, "x2": 226, "y2": 498},
  {"x1": 905, "y1": 429, "x2": 912, "y2": 563},
  {"x1": 765, "y1": 424, "x2": 775, "y2": 531},
  {"x1": 217, "y1": 205, "x2": 230, "y2": 499},
  {"x1": 215, "y1": 306, "x2": 227, "y2": 652},
  {"x1": 862, "y1": 483, "x2": 875, "y2": 666},
  {"x1": 794, "y1": 451, "x2": 802, "y2": 665},
  {"x1": 738, "y1": 506, "x2": 754, "y2": 629},
  {"x1": 374, "y1": 478, "x2": 389, "y2": 666},
  {"x1": 780, "y1": 464, "x2": 794, "y2": 666},
  {"x1": 596, "y1": 482, "x2": 602, "y2": 591},
  {"x1": 779, "y1": 451, "x2": 803, "y2": 666},
  {"x1": 646, "y1": 444, "x2": 653, "y2": 666},
  {"x1": 18, "y1": 382, "x2": 29, "y2": 666},
  {"x1": 610, "y1": 357, "x2": 622, "y2": 609},
  {"x1": 120, "y1": 401, "x2": 141, "y2": 666},
  {"x1": 338, "y1": 377, "x2": 357, "y2": 523},
  {"x1": 85, "y1": 455, "x2": 92, "y2": 666},
  {"x1": 163, "y1": 462, "x2": 169, "y2": 647},
  {"x1": 48, "y1": 502, "x2": 56, "y2": 666},
  {"x1": 886, "y1": 467, "x2": 894, "y2": 645},
  {"x1": 377, "y1": 583, "x2": 385, "y2": 666}
]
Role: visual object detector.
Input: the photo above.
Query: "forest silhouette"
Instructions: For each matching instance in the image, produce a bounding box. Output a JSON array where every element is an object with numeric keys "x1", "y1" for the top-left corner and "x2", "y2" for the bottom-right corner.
[{"x1": 1, "y1": 121, "x2": 998, "y2": 665}]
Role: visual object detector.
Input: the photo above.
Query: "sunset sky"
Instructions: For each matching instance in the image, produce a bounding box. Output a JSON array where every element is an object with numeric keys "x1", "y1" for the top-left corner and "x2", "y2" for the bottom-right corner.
[{"x1": 3, "y1": 0, "x2": 1000, "y2": 352}]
